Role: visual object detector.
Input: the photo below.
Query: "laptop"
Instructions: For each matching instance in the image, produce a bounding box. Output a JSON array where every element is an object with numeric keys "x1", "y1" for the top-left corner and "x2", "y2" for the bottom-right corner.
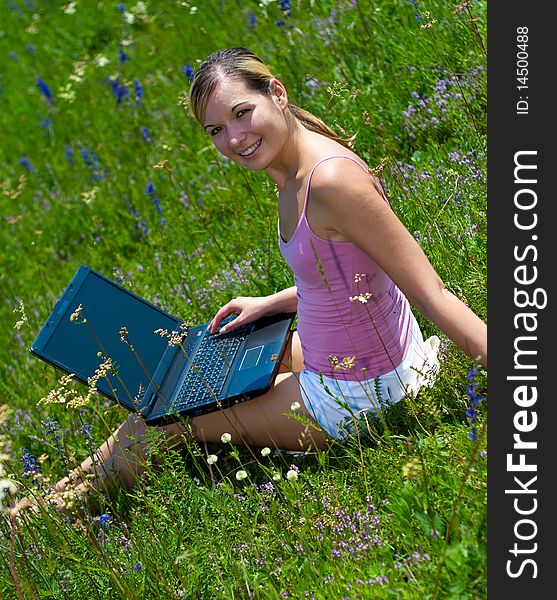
[{"x1": 29, "y1": 265, "x2": 295, "y2": 425}]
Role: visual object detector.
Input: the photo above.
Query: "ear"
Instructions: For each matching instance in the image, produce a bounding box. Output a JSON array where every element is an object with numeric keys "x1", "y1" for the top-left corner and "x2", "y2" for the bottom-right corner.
[{"x1": 269, "y1": 78, "x2": 288, "y2": 110}]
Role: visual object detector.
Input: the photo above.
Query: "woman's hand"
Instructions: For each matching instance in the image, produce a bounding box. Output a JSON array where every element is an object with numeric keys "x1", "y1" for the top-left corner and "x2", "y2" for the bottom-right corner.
[
  {"x1": 208, "y1": 287, "x2": 298, "y2": 335},
  {"x1": 208, "y1": 296, "x2": 274, "y2": 335}
]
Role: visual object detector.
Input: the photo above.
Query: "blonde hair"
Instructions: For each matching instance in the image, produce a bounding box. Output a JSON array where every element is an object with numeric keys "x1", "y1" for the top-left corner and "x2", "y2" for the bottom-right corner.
[{"x1": 188, "y1": 47, "x2": 351, "y2": 149}]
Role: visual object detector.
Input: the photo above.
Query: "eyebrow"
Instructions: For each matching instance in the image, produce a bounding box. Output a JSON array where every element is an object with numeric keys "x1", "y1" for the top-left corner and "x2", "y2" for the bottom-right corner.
[{"x1": 203, "y1": 101, "x2": 249, "y2": 131}]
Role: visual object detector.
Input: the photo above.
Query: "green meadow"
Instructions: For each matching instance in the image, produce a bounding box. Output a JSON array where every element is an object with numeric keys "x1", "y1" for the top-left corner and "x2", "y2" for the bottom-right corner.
[{"x1": 0, "y1": 1, "x2": 487, "y2": 598}]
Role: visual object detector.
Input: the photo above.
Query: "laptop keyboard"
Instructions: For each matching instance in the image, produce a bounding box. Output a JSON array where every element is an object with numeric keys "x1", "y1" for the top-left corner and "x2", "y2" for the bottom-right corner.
[{"x1": 172, "y1": 324, "x2": 250, "y2": 408}]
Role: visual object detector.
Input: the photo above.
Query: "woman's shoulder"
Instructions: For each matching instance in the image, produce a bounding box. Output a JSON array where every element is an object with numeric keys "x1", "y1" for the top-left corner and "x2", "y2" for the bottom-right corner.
[
  {"x1": 308, "y1": 151, "x2": 372, "y2": 194},
  {"x1": 303, "y1": 135, "x2": 367, "y2": 172}
]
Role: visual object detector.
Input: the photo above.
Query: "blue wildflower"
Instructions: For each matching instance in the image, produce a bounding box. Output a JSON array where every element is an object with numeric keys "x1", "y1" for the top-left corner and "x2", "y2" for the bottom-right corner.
[
  {"x1": 39, "y1": 116, "x2": 52, "y2": 138},
  {"x1": 81, "y1": 423, "x2": 92, "y2": 440},
  {"x1": 134, "y1": 561, "x2": 142, "y2": 571},
  {"x1": 145, "y1": 181, "x2": 165, "y2": 228},
  {"x1": 134, "y1": 79, "x2": 143, "y2": 106},
  {"x1": 21, "y1": 448, "x2": 40, "y2": 478},
  {"x1": 95, "y1": 513, "x2": 112, "y2": 526},
  {"x1": 25, "y1": 43, "x2": 35, "y2": 54},
  {"x1": 180, "y1": 64, "x2": 195, "y2": 81},
  {"x1": 279, "y1": 0, "x2": 292, "y2": 17},
  {"x1": 144, "y1": 181, "x2": 162, "y2": 214},
  {"x1": 465, "y1": 365, "x2": 485, "y2": 441},
  {"x1": 20, "y1": 157, "x2": 35, "y2": 173},
  {"x1": 247, "y1": 12, "x2": 256, "y2": 29},
  {"x1": 407, "y1": 0, "x2": 421, "y2": 18},
  {"x1": 79, "y1": 145, "x2": 108, "y2": 182},
  {"x1": 125, "y1": 195, "x2": 149, "y2": 237},
  {"x1": 119, "y1": 46, "x2": 129, "y2": 64},
  {"x1": 64, "y1": 144, "x2": 75, "y2": 164},
  {"x1": 36, "y1": 77, "x2": 53, "y2": 104},
  {"x1": 276, "y1": 0, "x2": 292, "y2": 26},
  {"x1": 116, "y1": 2, "x2": 125, "y2": 10},
  {"x1": 106, "y1": 76, "x2": 130, "y2": 105},
  {"x1": 140, "y1": 126, "x2": 151, "y2": 142},
  {"x1": 113, "y1": 268, "x2": 124, "y2": 284}
]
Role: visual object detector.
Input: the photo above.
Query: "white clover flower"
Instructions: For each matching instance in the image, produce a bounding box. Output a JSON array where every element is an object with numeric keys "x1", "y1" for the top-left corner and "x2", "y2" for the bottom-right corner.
[
  {"x1": 63, "y1": 2, "x2": 77, "y2": 14},
  {"x1": 58, "y1": 83, "x2": 76, "y2": 103},
  {"x1": 0, "y1": 479, "x2": 17, "y2": 505},
  {"x1": 286, "y1": 469, "x2": 299, "y2": 482},
  {"x1": 95, "y1": 55, "x2": 110, "y2": 67},
  {"x1": 123, "y1": 11, "x2": 135, "y2": 24},
  {"x1": 260, "y1": 447, "x2": 271, "y2": 457},
  {"x1": 272, "y1": 472, "x2": 281, "y2": 481},
  {"x1": 290, "y1": 401, "x2": 301, "y2": 412},
  {"x1": 133, "y1": 1, "x2": 148, "y2": 15},
  {"x1": 69, "y1": 303, "x2": 84, "y2": 322},
  {"x1": 349, "y1": 293, "x2": 373, "y2": 304},
  {"x1": 236, "y1": 470, "x2": 247, "y2": 481},
  {"x1": 207, "y1": 455, "x2": 218, "y2": 465},
  {"x1": 220, "y1": 432, "x2": 232, "y2": 444},
  {"x1": 81, "y1": 186, "x2": 99, "y2": 205}
]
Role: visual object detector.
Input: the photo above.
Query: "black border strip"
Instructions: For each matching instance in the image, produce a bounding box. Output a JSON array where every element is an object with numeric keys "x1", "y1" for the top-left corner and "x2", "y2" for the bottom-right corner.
[{"x1": 488, "y1": 2, "x2": 555, "y2": 595}]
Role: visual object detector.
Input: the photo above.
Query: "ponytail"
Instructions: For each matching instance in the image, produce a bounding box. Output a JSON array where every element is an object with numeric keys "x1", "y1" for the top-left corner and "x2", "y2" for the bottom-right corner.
[{"x1": 287, "y1": 104, "x2": 353, "y2": 149}]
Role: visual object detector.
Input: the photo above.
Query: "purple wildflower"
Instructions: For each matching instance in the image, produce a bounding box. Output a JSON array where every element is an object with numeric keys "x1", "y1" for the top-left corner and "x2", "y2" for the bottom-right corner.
[{"x1": 120, "y1": 533, "x2": 132, "y2": 550}]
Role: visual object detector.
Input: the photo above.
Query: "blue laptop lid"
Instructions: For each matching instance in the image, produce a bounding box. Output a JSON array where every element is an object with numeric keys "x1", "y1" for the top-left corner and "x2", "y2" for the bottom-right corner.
[{"x1": 30, "y1": 265, "x2": 181, "y2": 412}]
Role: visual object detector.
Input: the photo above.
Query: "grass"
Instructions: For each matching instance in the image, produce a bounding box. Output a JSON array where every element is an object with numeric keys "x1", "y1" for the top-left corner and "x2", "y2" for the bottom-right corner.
[{"x1": 0, "y1": 1, "x2": 486, "y2": 598}]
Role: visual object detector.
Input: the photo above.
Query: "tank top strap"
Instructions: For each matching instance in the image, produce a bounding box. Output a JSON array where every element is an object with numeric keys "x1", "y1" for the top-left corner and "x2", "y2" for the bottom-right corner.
[{"x1": 302, "y1": 155, "x2": 384, "y2": 217}]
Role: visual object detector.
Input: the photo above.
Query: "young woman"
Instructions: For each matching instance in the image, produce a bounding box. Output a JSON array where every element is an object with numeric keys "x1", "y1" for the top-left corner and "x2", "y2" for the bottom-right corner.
[{"x1": 19, "y1": 48, "x2": 487, "y2": 509}]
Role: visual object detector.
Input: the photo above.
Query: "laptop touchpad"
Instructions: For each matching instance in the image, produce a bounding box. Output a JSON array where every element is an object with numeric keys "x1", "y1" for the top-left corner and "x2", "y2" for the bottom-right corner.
[{"x1": 239, "y1": 345, "x2": 264, "y2": 370}]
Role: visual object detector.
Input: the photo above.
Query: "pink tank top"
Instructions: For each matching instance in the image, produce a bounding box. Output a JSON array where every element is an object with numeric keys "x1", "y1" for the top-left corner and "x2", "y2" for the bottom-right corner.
[{"x1": 279, "y1": 155, "x2": 413, "y2": 380}]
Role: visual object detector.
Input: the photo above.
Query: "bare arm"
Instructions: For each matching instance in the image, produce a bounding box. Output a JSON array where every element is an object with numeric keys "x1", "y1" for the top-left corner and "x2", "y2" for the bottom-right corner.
[
  {"x1": 312, "y1": 160, "x2": 487, "y2": 368},
  {"x1": 208, "y1": 286, "x2": 298, "y2": 334}
]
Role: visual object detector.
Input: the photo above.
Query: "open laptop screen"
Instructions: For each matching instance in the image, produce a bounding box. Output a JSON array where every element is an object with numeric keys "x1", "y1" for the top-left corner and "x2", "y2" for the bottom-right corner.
[{"x1": 30, "y1": 266, "x2": 181, "y2": 411}]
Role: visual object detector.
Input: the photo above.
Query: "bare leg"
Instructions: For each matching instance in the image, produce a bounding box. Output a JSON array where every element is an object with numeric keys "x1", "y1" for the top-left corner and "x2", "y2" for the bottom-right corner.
[{"x1": 53, "y1": 331, "x2": 327, "y2": 503}]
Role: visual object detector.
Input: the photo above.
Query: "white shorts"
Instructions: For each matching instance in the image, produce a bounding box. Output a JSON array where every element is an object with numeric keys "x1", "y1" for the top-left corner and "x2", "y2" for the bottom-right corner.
[{"x1": 298, "y1": 316, "x2": 440, "y2": 439}]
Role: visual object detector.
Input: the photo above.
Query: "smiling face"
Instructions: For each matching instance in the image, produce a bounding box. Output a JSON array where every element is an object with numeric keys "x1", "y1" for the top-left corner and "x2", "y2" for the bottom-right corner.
[{"x1": 202, "y1": 77, "x2": 291, "y2": 170}]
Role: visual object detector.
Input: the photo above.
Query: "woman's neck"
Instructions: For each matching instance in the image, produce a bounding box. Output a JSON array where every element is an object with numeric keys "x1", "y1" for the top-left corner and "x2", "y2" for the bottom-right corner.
[{"x1": 264, "y1": 119, "x2": 311, "y2": 190}]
